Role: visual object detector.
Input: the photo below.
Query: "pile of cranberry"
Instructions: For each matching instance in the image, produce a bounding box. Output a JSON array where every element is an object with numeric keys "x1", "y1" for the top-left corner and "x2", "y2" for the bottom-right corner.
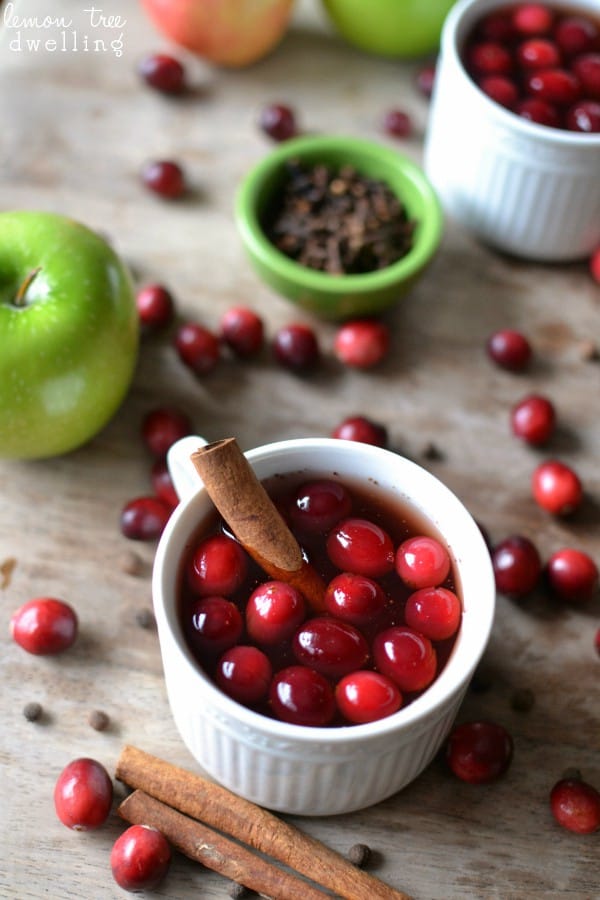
[
  {"x1": 179, "y1": 478, "x2": 462, "y2": 727},
  {"x1": 463, "y1": 2, "x2": 600, "y2": 132}
]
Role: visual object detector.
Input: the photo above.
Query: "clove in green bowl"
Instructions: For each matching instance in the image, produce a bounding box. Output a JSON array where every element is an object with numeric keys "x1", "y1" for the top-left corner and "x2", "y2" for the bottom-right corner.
[{"x1": 235, "y1": 134, "x2": 443, "y2": 321}]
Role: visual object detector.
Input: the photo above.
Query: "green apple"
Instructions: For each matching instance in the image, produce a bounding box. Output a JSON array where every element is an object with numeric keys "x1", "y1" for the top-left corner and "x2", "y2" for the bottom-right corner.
[{"x1": 0, "y1": 211, "x2": 139, "y2": 459}]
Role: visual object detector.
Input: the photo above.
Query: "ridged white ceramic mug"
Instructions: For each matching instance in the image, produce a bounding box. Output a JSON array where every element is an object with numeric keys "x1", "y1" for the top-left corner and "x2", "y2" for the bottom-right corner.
[
  {"x1": 152, "y1": 435, "x2": 495, "y2": 816},
  {"x1": 424, "y1": 0, "x2": 600, "y2": 261}
]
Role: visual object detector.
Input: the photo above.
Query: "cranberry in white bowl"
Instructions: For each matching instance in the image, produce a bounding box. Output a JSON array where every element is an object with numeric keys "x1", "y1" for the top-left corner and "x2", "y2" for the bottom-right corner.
[{"x1": 151, "y1": 435, "x2": 495, "y2": 816}]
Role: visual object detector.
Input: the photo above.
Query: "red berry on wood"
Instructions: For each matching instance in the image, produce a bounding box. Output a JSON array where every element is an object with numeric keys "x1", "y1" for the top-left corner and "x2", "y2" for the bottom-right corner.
[
  {"x1": 550, "y1": 778, "x2": 600, "y2": 834},
  {"x1": 138, "y1": 53, "x2": 185, "y2": 94},
  {"x1": 141, "y1": 160, "x2": 186, "y2": 198},
  {"x1": 142, "y1": 407, "x2": 193, "y2": 457},
  {"x1": 531, "y1": 460, "x2": 583, "y2": 516},
  {"x1": 545, "y1": 548, "x2": 599, "y2": 603},
  {"x1": 272, "y1": 323, "x2": 320, "y2": 370},
  {"x1": 136, "y1": 284, "x2": 175, "y2": 332},
  {"x1": 258, "y1": 103, "x2": 297, "y2": 142},
  {"x1": 491, "y1": 535, "x2": 542, "y2": 597},
  {"x1": 333, "y1": 319, "x2": 391, "y2": 369},
  {"x1": 511, "y1": 393, "x2": 556, "y2": 445},
  {"x1": 331, "y1": 415, "x2": 388, "y2": 447},
  {"x1": 175, "y1": 322, "x2": 221, "y2": 374},
  {"x1": 111, "y1": 824, "x2": 172, "y2": 891},
  {"x1": 486, "y1": 329, "x2": 532, "y2": 371},
  {"x1": 120, "y1": 496, "x2": 172, "y2": 540},
  {"x1": 10, "y1": 597, "x2": 78, "y2": 655},
  {"x1": 446, "y1": 721, "x2": 513, "y2": 783},
  {"x1": 220, "y1": 306, "x2": 264, "y2": 357},
  {"x1": 54, "y1": 758, "x2": 113, "y2": 830}
]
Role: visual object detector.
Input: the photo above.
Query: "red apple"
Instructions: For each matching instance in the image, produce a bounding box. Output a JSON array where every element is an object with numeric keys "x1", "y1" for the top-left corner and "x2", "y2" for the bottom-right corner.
[{"x1": 140, "y1": 0, "x2": 295, "y2": 67}]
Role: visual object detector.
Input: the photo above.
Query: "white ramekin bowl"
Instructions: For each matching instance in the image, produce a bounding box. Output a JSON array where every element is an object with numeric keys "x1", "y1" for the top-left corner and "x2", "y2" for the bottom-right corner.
[
  {"x1": 152, "y1": 436, "x2": 495, "y2": 816},
  {"x1": 424, "y1": 0, "x2": 600, "y2": 262}
]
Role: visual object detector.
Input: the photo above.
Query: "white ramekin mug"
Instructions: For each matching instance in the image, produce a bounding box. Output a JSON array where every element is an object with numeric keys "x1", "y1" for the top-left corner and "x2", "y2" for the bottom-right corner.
[
  {"x1": 152, "y1": 435, "x2": 495, "y2": 816},
  {"x1": 424, "y1": 0, "x2": 600, "y2": 262}
]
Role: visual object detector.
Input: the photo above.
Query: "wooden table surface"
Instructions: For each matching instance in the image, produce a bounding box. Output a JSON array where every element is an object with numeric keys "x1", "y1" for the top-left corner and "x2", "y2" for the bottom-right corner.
[{"x1": 1, "y1": 1, "x2": 599, "y2": 898}]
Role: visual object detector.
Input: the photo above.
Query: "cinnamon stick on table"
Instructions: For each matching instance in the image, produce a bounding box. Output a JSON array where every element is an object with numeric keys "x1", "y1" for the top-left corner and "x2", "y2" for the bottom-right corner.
[
  {"x1": 115, "y1": 745, "x2": 411, "y2": 900},
  {"x1": 118, "y1": 790, "x2": 332, "y2": 900},
  {"x1": 191, "y1": 438, "x2": 326, "y2": 611}
]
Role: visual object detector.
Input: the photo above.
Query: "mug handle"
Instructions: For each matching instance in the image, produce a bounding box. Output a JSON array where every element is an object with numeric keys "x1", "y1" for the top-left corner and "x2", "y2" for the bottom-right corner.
[{"x1": 166, "y1": 435, "x2": 209, "y2": 504}]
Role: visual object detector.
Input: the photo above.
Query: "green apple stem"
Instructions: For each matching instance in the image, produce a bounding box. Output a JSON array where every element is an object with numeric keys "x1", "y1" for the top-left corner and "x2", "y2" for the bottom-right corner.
[{"x1": 14, "y1": 267, "x2": 42, "y2": 307}]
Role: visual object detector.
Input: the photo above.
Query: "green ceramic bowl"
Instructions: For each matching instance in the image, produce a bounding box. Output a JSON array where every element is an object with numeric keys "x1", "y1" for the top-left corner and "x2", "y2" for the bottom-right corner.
[{"x1": 235, "y1": 135, "x2": 443, "y2": 321}]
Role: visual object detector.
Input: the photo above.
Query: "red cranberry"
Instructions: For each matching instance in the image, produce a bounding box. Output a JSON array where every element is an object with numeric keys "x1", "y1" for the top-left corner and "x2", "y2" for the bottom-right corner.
[
  {"x1": 54, "y1": 758, "x2": 113, "y2": 830},
  {"x1": 141, "y1": 407, "x2": 193, "y2": 457},
  {"x1": 566, "y1": 99, "x2": 600, "y2": 132},
  {"x1": 467, "y1": 41, "x2": 513, "y2": 75},
  {"x1": 446, "y1": 721, "x2": 513, "y2": 783},
  {"x1": 120, "y1": 496, "x2": 172, "y2": 540},
  {"x1": 151, "y1": 459, "x2": 179, "y2": 508},
  {"x1": 272, "y1": 323, "x2": 320, "y2": 370},
  {"x1": 220, "y1": 306, "x2": 264, "y2": 357},
  {"x1": 591, "y1": 246, "x2": 600, "y2": 284},
  {"x1": 550, "y1": 778, "x2": 600, "y2": 834},
  {"x1": 331, "y1": 415, "x2": 388, "y2": 447},
  {"x1": 186, "y1": 596, "x2": 243, "y2": 655},
  {"x1": 395, "y1": 535, "x2": 451, "y2": 590},
  {"x1": 554, "y1": 16, "x2": 599, "y2": 58},
  {"x1": 11, "y1": 597, "x2": 78, "y2": 655},
  {"x1": 246, "y1": 581, "x2": 306, "y2": 645},
  {"x1": 479, "y1": 75, "x2": 519, "y2": 108},
  {"x1": 187, "y1": 534, "x2": 248, "y2": 596},
  {"x1": 136, "y1": 284, "x2": 175, "y2": 332},
  {"x1": 526, "y1": 68, "x2": 581, "y2": 105},
  {"x1": 415, "y1": 63, "x2": 437, "y2": 97},
  {"x1": 327, "y1": 517, "x2": 395, "y2": 578},
  {"x1": 383, "y1": 108, "x2": 412, "y2": 138},
  {"x1": 111, "y1": 824, "x2": 171, "y2": 891},
  {"x1": 478, "y1": 10, "x2": 515, "y2": 42},
  {"x1": 336, "y1": 671, "x2": 402, "y2": 724},
  {"x1": 511, "y1": 394, "x2": 556, "y2": 445},
  {"x1": 288, "y1": 479, "x2": 352, "y2": 533},
  {"x1": 516, "y1": 96, "x2": 561, "y2": 126},
  {"x1": 373, "y1": 626, "x2": 437, "y2": 693},
  {"x1": 404, "y1": 587, "x2": 461, "y2": 641},
  {"x1": 215, "y1": 645, "x2": 273, "y2": 705},
  {"x1": 258, "y1": 103, "x2": 297, "y2": 141},
  {"x1": 324, "y1": 572, "x2": 386, "y2": 626},
  {"x1": 269, "y1": 665, "x2": 335, "y2": 726},
  {"x1": 491, "y1": 535, "x2": 542, "y2": 597},
  {"x1": 333, "y1": 319, "x2": 391, "y2": 369},
  {"x1": 546, "y1": 548, "x2": 599, "y2": 603},
  {"x1": 486, "y1": 329, "x2": 532, "y2": 371},
  {"x1": 141, "y1": 160, "x2": 186, "y2": 198},
  {"x1": 292, "y1": 616, "x2": 369, "y2": 679},
  {"x1": 175, "y1": 322, "x2": 221, "y2": 375},
  {"x1": 138, "y1": 53, "x2": 185, "y2": 94},
  {"x1": 532, "y1": 459, "x2": 583, "y2": 516},
  {"x1": 572, "y1": 53, "x2": 600, "y2": 99},
  {"x1": 517, "y1": 37, "x2": 561, "y2": 70},
  {"x1": 512, "y1": 4, "x2": 554, "y2": 36}
]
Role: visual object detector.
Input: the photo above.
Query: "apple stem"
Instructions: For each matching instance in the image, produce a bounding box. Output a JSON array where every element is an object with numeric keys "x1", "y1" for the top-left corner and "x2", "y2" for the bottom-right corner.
[{"x1": 14, "y1": 267, "x2": 42, "y2": 307}]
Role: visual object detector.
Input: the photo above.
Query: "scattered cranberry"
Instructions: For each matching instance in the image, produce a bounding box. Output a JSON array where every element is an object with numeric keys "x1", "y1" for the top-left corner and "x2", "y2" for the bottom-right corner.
[
  {"x1": 288, "y1": 479, "x2": 352, "y2": 533},
  {"x1": 532, "y1": 459, "x2": 583, "y2": 516},
  {"x1": 546, "y1": 548, "x2": 599, "y2": 603},
  {"x1": 142, "y1": 407, "x2": 193, "y2": 458},
  {"x1": 555, "y1": 16, "x2": 599, "y2": 57},
  {"x1": 324, "y1": 572, "x2": 386, "y2": 626},
  {"x1": 186, "y1": 596, "x2": 243, "y2": 655},
  {"x1": 479, "y1": 74, "x2": 519, "y2": 108},
  {"x1": 175, "y1": 322, "x2": 221, "y2": 375},
  {"x1": 293, "y1": 616, "x2": 369, "y2": 679},
  {"x1": 333, "y1": 319, "x2": 391, "y2": 369},
  {"x1": 486, "y1": 329, "x2": 532, "y2": 371},
  {"x1": 331, "y1": 415, "x2": 388, "y2": 447},
  {"x1": 246, "y1": 581, "x2": 306, "y2": 645},
  {"x1": 516, "y1": 96, "x2": 560, "y2": 126},
  {"x1": 138, "y1": 52, "x2": 185, "y2": 94},
  {"x1": 220, "y1": 306, "x2": 264, "y2": 357},
  {"x1": 336, "y1": 670, "x2": 402, "y2": 724},
  {"x1": 511, "y1": 393, "x2": 556, "y2": 445},
  {"x1": 121, "y1": 496, "x2": 172, "y2": 540},
  {"x1": 566, "y1": 99, "x2": 600, "y2": 132},
  {"x1": 141, "y1": 160, "x2": 186, "y2": 198},
  {"x1": 591, "y1": 246, "x2": 600, "y2": 284},
  {"x1": 269, "y1": 665, "x2": 335, "y2": 726},
  {"x1": 512, "y1": 4, "x2": 554, "y2": 36},
  {"x1": 491, "y1": 534, "x2": 542, "y2": 597},
  {"x1": 54, "y1": 758, "x2": 113, "y2": 830},
  {"x1": 446, "y1": 721, "x2": 513, "y2": 783},
  {"x1": 327, "y1": 517, "x2": 395, "y2": 578},
  {"x1": 373, "y1": 626, "x2": 437, "y2": 693},
  {"x1": 151, "y1": 459, "x2": 179, "y2": 508},
  {"x1": 415, "y1": 63, "x2": 437, "y2": 97},
  {"x1": 10, "y1": 597, "x2": 78, "y2": 655},
  {"x1": 404, "y1": 587, "x2": 461, "y2": 641},
  {"x1": 215, "y1": 645, "x2": 273, "y2": 705},
  {"x1": 187, "y1": 534, "x2": 249, "y2": 596},
  {"x1": 258, "y1": 103, "x2": 297, "y2": 142},
  {"x1": 517, "y1": 37, "x2": 561, "y2": 69},
  {"x1": 383, "y1": 108, "x2": 413, "y2": 138},
  {"x1": 272, "y1": 323, "x2": 320, "y2": 370},
  {"x1": 550, "y1": 778, "x2": 600, "y2": 834},
  {"x1": 136, "y1": 283, "x2": 175, "y2": 332},
  {"x1": 111, "y1": 824, "x2": 172, "y2": 891},
  {"x1": 395, "y1": 535, "x2": 451, "y2": 589}
]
